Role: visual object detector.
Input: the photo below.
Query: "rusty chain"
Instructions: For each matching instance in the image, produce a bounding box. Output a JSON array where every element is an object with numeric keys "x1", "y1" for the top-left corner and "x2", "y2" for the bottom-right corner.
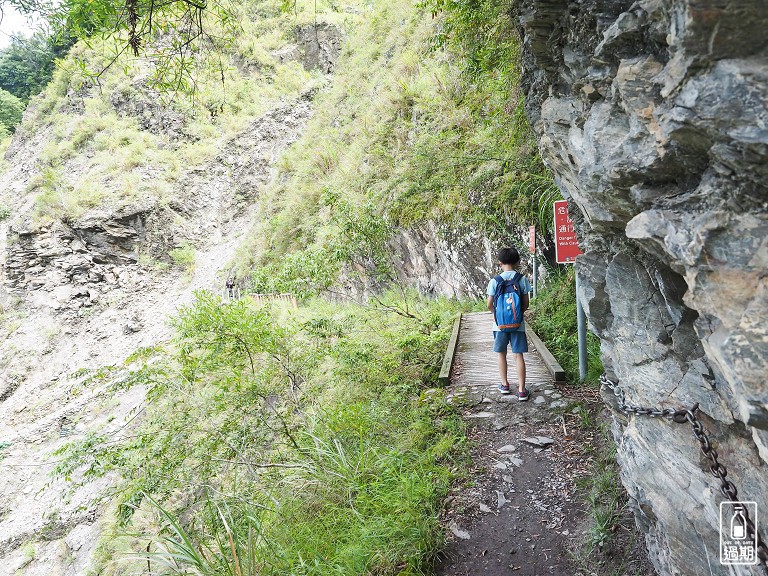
[{"x1": 600, "y1": 374, "x2": 768, "y2": 570}]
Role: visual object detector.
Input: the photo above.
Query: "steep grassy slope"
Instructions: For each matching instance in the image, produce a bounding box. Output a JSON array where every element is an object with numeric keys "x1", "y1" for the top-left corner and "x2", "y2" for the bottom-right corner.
[
  {"x1": 2, "y1": 0, "x2": 322, "y2": 228},
  {"x1": 239, "y1": 0, "x2": 557, "y2": 292}
]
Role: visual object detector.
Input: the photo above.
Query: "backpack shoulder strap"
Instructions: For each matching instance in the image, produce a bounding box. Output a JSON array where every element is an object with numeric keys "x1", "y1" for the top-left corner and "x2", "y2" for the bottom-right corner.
[
  {"x1": 492, "y1": 275, "x2": 505, "y2": 326},
  {"x1": 493, "y1": 275, "x2": 504, "y2": 297}
]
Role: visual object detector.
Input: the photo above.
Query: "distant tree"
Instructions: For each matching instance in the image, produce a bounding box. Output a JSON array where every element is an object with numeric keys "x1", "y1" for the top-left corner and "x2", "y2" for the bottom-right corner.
[
  {"x1": 0, "y1": 86, "x2": 23, "y2": 133},
  {"x1": 0, "y1": 31, "x2": 75, "y2": 101}
]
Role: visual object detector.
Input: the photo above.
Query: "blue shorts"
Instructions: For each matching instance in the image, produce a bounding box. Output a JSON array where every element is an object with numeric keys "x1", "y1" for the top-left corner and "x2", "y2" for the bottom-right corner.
[{"x1": 493, "y1": 330, "x2": 528, "y2": 353}]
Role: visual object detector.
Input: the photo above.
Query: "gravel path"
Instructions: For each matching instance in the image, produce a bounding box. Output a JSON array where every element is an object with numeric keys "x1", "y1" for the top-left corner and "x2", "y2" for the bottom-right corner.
[{"x1": 434, "y1": 313, "x2": 655, "y2": 576}]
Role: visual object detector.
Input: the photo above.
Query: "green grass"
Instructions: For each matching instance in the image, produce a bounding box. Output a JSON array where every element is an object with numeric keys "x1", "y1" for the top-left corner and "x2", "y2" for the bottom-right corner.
[
  {"x1": 8, "y1": 0, "x2": 327, "y2": 225},
  {"x1": 237, "y1": 0, "x2": 558, "y2": 276},
  {"x1": 57, "y1": 291, "x2": 470, "y2": 576},
  {"x1": 169, "y1": 243, "x2": 196, "y2": 270},
  {"x1": 571, "y1": 413, "x2": 638, "y2": 575}
]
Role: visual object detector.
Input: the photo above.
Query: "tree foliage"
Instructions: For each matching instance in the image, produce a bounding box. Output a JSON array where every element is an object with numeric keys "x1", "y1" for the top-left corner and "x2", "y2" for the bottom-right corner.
[
  {"x1": 0, "y1": 86, "x2": 23, "y2": 132},
  {"x1": 54, "y1": 292, "x2": 467, "y2": 575},
  {"x1": 1, "y1": 0, "x2": 238, "y2": 98},
  {"x1": 425, "y1": 0, "x2": 520, "y2": 79},
  {"x1": 0, "y1": 31, "x2": 75, "y2": 101}
]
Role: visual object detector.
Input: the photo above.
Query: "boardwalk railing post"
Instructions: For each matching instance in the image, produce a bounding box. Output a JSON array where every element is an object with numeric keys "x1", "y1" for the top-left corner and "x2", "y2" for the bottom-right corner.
[
  {"x1": 525, "y1": 326, "x2": 566, "y2": 382},
  {"x1": 438, "y1": 315, "x2": 462, "y2": 386}
]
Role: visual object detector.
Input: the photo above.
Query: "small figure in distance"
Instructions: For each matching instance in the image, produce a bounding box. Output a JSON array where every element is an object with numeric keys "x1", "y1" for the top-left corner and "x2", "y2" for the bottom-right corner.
[
  {"x1": 225, "y1": 275, "x2": 235, "y2": 299},
  {"x1": 486, "y1": 247, "x2": 532, "y2": 401}
]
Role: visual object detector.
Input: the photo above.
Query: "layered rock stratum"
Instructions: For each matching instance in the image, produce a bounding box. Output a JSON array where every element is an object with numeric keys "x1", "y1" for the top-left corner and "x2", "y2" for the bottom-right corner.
[
  {"x1": 0, "y1": 16, "x2": 330, "y2": 570},
  {"x1": 518, "y1": 1, "x2": 768, "y2": 573}
]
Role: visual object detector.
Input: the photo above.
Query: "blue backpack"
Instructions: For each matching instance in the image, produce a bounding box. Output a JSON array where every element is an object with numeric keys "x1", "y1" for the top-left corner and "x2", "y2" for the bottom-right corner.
[{"x1": 493, "y1": 273, "x2": 524, "y2": 332}]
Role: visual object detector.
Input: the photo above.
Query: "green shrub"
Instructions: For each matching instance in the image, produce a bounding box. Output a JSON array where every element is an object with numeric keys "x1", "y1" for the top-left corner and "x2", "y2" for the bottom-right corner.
[
  {"x1": 57, "y1": 291, "x2": 468, "y2": 576},
  {"x1": 0, "y1": 88, "x2": 23, "y2": 134},
  {"x1": 169, "y1": 243, "x2": 196, "y2": 269}
]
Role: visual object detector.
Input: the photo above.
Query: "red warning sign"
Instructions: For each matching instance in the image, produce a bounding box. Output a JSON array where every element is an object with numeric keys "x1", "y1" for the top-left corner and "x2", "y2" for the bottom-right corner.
[
  {"x1": 553, "y1": 200, "x2": 582, "y2": 263},
  {"x1": 529, "y1": 226, "x2": 536, "y2": 253}
]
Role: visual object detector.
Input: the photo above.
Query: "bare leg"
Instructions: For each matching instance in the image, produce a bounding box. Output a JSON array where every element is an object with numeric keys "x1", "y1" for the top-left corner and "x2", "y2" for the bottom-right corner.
[
  {"x1": 513, "y1": 352, "x2": 526, "y2": 392},
  {"x1": 497, "y1": 352, "x2": 509, "y2": 387}
]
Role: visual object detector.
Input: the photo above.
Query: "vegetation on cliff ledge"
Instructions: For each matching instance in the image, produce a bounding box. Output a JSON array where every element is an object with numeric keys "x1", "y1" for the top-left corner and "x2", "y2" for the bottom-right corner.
[{"x1": 240, "y1": 0, "x2": 558, "y2": 286}]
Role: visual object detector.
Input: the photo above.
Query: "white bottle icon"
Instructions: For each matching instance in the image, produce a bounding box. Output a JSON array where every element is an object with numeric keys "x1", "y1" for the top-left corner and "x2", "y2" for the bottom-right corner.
[{"x1": 731, "y1": 508, "x2": 747, "y2": 540}]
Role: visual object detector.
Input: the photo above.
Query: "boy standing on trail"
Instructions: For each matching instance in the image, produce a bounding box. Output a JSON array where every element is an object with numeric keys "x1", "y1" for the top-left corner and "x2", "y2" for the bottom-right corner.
[{"x1": 486, "y1": 247, "x2": 532, "y2": 400}]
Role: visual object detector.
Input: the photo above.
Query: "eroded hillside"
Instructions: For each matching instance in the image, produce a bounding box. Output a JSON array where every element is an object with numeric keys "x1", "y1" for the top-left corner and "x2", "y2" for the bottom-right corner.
[
  {"x1": 0, "y1": 2, "x2": 331, "y2": 573},
  {"x1": 0, "y1": 1, "x2": 554, "y2": 573}
]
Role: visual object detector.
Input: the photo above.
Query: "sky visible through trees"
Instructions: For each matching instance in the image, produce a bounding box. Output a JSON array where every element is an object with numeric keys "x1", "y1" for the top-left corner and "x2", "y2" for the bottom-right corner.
[{"x1": 0, "y1": 5, "x2": 38, "y2": 48}]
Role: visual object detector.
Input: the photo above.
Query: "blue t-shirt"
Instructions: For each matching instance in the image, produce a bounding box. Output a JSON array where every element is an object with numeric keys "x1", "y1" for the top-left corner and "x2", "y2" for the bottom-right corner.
[{"x1": 487, "y1": 270, "x2": 532, "y2": 332}]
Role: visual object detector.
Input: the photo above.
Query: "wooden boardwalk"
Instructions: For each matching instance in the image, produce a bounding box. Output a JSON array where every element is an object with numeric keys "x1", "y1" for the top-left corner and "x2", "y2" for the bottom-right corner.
[
  {"x1": 436, "y1": 312, "x2": 579, "y2": 576},
  {"x1": 451, "y1": 311, "x2": 553, "y2": 391}
]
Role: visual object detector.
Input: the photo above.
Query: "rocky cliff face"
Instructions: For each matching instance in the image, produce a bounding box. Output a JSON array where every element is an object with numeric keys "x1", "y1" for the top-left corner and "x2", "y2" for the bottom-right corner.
[
  {"x1": 272, "y1": 23, "x2": 344, "y2": 74},
  {"x1": 518, "y1": 0, "x2": 768, "y2": 573},
  {"x1": 391, "y1": 224, "x2": 498, "y2": 298}
]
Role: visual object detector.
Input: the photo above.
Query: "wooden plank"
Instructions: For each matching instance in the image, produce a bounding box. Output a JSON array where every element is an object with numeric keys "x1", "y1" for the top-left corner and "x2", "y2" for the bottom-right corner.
[
  {"x1": 438, "y1": 315, "x2": 462, "y2": 386},
  {"x1": 449, "y1": 312, "x2": 555, "y2": 389},
  {"x1": 249, "y1": 293, "x2": 298, "y2": 309},
  {"x1": 525, "y1": 325, "x2": 566, "y2": 382}
]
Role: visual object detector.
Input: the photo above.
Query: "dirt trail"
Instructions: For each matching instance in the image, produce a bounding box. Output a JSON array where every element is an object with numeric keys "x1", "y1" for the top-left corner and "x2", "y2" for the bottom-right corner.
[
  {"x1": 434, "y1": 313, "x2": 654, "y2": 576},
  {"x1": 435, "y1": 379, "x2": 583, "y2": 575}
]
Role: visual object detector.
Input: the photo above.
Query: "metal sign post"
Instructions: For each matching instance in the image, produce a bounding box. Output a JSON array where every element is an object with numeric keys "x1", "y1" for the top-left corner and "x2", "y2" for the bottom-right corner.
[
  {"x1": 529, "y1": 225, "x2": 537, "y2": 299},
  {"x1": 554, "y1": 200, "x2": 586, "y2": 380},
  {"x1": 575, "y1": 273, "x2": 588, "y2": 381}
]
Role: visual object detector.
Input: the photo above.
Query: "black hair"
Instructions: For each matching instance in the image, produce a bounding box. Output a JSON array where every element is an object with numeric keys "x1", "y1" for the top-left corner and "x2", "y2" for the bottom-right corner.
[{"x1": 497, "y1": 247, "x2": 520, "y2": 265}]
